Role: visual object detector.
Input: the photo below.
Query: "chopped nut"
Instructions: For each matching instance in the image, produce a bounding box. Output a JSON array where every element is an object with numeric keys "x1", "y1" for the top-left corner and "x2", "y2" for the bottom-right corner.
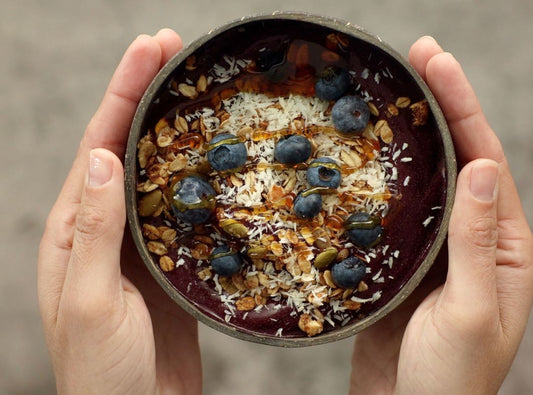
[
  {"x1": 155, "y1": 118, "x2": 169, "y2": 133},
  {"x1": 147, "y1": 241, "x2": 168, "y2": 256},
  {"x1": 342, "y1": 288, "x2": 354, "y2": 300},
  {"x1": 267, "y1": 184, "x2": 286, "y2": 205},
  {"x1": 197, "y1": 268, "x2": 212, "y2": 281},
  {"x1": 329, "y1": 288, "x2": 344, "y2": 299},
  {"x1": 343, "y1": 300, "x2": 362, "y2": 310},
  {"x1": 159, "y1": 255, "x2": 175, "y2": 272},
  {"x1": 410, "y1": 99, "x2": 429, "y2": 126},
  {"x1": 298, "y1": 314, "x2": 324, "y2": 337},
  {"x1": 193, "y1": 235, "x2": 214, "y2": 245},
  {"x1": 137, "y1": 180, "x2": 159, "y2": 193},
  {"x1": 337, "y1": 248, "x2": 349, "y2": 261},
  {"x1": 191, "y1": 243, "x2": 210, "y2": 260},
  {"x1": 254, "y1": 294, "x2": 267, "y2": 306},
  {"x1": 358, "y1": 281, "x2": 369, "y2": 292},
  {"x1": 236, "y1": 296, "x2": 256, "y2": 311},
  {"x1": 297, "y1": 251, "x2": 313, "y2": 274}
]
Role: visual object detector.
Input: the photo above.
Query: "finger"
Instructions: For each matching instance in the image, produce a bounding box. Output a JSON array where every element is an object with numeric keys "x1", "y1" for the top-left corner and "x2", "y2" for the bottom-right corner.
[
  {"x1": 408, "y1": 36, "x2": 443, "y2": 81},
  {"x1": 62, "y1": 149, "x2": 126, "y2": 307},
  {"x1": 442, "y1": 159, "x2": 499, "y2": 320},
  {"x1": 153, "y1": 28, "x2": 183, "y2": 67},
  {"x1": 83, "y1": 34, "x2": 165, "y2": 158},
  {"x1": 425, "y1": 52, "x2": 505, "y2": 165},
  {"x1": 37, "y1": 35, "x2": 166, "y2": 324},
  {"x1": 410, "y1": 39, "x2": 530, "y2": 246}
]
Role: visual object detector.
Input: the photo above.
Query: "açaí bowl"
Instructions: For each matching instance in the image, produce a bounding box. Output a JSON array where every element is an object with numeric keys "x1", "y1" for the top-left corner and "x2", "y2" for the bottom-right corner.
[{"x1": 125, "y1": 12, "x2": 456, "y2": 347}]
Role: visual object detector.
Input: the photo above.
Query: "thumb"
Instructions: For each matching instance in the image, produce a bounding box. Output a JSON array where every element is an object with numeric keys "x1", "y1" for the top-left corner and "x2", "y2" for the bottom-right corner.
[
  {"x1": 65, "y1": 148, "x2": 126, "y2": 303},
  {"x1": 442, "y1": 159, "x2": 499, "y2": 317}
]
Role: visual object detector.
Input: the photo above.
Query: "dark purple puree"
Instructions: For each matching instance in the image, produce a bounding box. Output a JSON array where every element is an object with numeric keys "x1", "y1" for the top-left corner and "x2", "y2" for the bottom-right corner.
[{"x1": 137, "y1": 19, "x2": 448, "y2": 338}]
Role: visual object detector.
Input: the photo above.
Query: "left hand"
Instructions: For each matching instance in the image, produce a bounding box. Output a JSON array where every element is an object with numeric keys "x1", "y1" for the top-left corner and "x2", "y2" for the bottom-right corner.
[{"x1": 38, "y1": 29, "x2": 202, "y2": 395}]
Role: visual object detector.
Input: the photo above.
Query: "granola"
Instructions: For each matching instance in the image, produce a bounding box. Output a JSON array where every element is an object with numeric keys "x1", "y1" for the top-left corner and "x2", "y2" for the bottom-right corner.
[{"x1": 134, "y1": 28, "x2": 444, "y2": 339}]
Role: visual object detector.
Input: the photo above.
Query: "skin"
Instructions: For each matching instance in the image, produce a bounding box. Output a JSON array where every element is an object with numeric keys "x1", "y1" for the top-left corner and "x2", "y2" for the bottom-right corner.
[
  {"x1": 38, "y1": 29, "x2": 201, "y2": 395},
  {"x1": 350, "y1": 36, "x2": 533, "y2": 395},
  {"x1": 38, "y1": 31, "x2": 533, "y2": 395}
]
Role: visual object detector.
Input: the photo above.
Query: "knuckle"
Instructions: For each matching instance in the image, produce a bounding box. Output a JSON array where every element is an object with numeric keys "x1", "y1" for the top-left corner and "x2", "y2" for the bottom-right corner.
[
  {"x1": 440, "y1": 303, "x2": 499, "y2": 341},
  {"x1": 75, "y1": 202, "x2": 107, "y2": 243},
  {"x1": 60, "y1": 292, "x2": 119, "y2": 330},
  {"x1": 465, "y1": 216, "x2": 498, "y2": 250}
]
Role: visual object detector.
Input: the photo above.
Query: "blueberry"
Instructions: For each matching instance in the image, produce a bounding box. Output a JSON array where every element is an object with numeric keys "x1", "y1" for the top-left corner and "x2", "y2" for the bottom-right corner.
[
  {"x1": 307, "y1": 157, "x2": 342, "y2": 188},
  {"x1": 315, "y1": 66, "x2": 351, "y2": 101},
  {"x1": 171, "y1": 176, "x2": 216, "y2": 224},
  {"x1": 207, "y1": 133, "x2": 247, "y2": 172},
  {"x1": 331, "y1": 256, "x2": 367, "y2": 289},
  {"x1": 209, "y1": 245, "x2": 243, "y2": 277},
  {"x1": 274, "y1": 134, "x2": 312, "y2": 165},
  {"x1": 331, "y1": 95, "x2": 370, "y2": 134},
  {"x1": 293, "y1": 190, "x2": 323, "y2": 219},
  {"x1": 344, "y1": 212, "x2": 383, "y2": 248}
]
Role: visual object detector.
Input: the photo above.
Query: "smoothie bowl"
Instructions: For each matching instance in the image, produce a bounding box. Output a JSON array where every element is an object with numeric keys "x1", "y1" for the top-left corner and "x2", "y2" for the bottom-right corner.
[{"x1": 125, "y1": 13, "x2": 456, "y2": 346}]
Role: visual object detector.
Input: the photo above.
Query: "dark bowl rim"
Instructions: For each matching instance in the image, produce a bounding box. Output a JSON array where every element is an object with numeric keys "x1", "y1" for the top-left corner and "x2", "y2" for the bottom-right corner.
[{"x1": 125, "y1": 11, "x2": 457, "y2": 347}]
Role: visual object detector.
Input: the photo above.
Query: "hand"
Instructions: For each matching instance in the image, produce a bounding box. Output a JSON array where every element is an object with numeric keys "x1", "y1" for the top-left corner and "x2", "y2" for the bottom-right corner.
[
  {"x1": 38, "y1": 30, "x2": 202, "y2": 395},
  {"x1": 350, "y1": 36, "x2": 533, "y2": 394}
]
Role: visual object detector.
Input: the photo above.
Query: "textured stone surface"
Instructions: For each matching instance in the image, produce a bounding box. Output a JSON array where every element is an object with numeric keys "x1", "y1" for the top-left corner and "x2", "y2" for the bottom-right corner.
[{"x1": 2, "y1": 0, "x2": 532, "y2": 393}]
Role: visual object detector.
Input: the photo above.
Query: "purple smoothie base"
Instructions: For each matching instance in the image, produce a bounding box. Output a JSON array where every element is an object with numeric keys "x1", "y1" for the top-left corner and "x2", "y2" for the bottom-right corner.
[{"x1": 136, "y1": 18, "x2": 449, "y2": 339}]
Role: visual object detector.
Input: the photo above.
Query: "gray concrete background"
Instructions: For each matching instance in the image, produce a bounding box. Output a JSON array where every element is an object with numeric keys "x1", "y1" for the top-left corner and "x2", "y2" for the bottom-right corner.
[{"x1": 2, "y1": 0, "x2": 532, "y2": 393}]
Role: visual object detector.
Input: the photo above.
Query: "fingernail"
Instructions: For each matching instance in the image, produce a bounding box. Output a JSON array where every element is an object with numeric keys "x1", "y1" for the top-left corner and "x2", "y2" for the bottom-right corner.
[
  {"x1": 470, "y1": 161, "x2": 498, "y2": 201},
  {"x1": 89, "y1": 149, "x2": 113, "y2": 187}
]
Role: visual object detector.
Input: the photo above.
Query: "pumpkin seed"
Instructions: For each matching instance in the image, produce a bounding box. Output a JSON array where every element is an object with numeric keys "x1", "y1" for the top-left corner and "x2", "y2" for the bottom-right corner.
[
  {"x1": 247, "y1": 245, "x2": 267, "y2": 259},
  {"x1": 314, "y1": 247, "x2": 338, "y2": 269},
  {"x1": 220, "y1": 219, "x2": 249, "y2": 238},
  {"x1": 138, "y1": 190, "x2": 162, "y2": 217}
]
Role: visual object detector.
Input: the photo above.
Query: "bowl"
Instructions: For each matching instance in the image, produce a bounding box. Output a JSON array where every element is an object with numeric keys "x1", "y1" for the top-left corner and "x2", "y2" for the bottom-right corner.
[{"x1": 125, "y1": 12, "x2": 456, "y2": 347}]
